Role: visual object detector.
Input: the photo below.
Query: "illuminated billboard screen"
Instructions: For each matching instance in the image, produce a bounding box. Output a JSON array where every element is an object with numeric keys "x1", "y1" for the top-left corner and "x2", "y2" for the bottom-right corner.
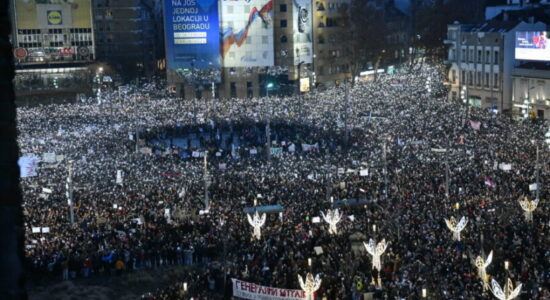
[
  {"x1": 221, "y1": 0, "x2": 274, "y2": 67},
  {"x1": 292, "y1": 0, "x2": 313, "y2": 65},
  {"x1": 13, "y1": 0, "x2": 94, "y2": 63},
  {"x1": 515, "y1": 31, "x2": 550, "y2": 61},
  {"x1": 164, "y1": 0, "x2": 221, "y2": 70}
]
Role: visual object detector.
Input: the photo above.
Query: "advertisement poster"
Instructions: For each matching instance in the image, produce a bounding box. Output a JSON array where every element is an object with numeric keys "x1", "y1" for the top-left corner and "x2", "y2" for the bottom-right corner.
[
  {"x1": 221, "y1": 0, "x2": 274, "y2": 67},
  {"x1": 515, "y1": 31, "x2": 550, "y2": 61},
  {"x1": 14, "y1": 0, "x2": 92, "y2": 29},
  {"x1": 292, "y1": 0, "x2": 313, "y2": 65},
  {"x1": 164, "y1": 0, "x2": 221, "y2": 69}
]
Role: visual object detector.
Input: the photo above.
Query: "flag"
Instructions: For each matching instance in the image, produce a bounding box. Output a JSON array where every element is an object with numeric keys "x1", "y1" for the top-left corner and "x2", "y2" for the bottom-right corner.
[
  {"x1": 470, "y1": 120, "x2": 481, "y2": 130},
  {"x1": 484, "y1": 177, "x2": 496, "y2": 188},
  {"x1": 457, "y1": 135, "x2": 464, "y2": 145}
]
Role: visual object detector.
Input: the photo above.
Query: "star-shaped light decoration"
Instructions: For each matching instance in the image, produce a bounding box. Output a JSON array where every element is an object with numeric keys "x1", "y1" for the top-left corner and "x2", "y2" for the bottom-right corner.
[
  {"x1": 518, "y1": 197, "x2": 538, "y2": 222},
  {"x1": 321, "y1": 208, "x2": 343, "y2": 234},
  {"x1": 298, "y1": 273, "x2": 321, "y2": 300},
  {"x1": 474, "y1": 250, "x2": 493, "y2": 291},
  {"x1": 489, "y1": 278, "x2": 522, "y2": 300},
  {"x1": 445, "y1": 216, "x2": 468, "y2": 241},
  {"x1": 247, "y1": 210, "x2": 266, "y2": 240}
]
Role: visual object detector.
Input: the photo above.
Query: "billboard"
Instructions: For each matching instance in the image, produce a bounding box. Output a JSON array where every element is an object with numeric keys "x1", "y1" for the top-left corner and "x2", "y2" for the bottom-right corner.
[
  {"x1": 292, "y1": 0, "x2": 313, "y2": 65},
  {"x1": 164, "y1": 0, "x2": 221, "y2": 70},
  {"x1": 515, "y1": 31, "x2": 550, "y2": 61},
  {"x1": 221, "y1": 0, "x2": 274, "y2": 67},
  {"x1": 14, "y1": 0, "x2": 92, "y2": 29}
]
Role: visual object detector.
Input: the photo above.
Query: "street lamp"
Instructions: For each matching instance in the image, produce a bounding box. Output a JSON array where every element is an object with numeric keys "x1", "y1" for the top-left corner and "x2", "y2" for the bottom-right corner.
[{"x1": 266, "y1": 82, "x2": 274, "y2": 97}]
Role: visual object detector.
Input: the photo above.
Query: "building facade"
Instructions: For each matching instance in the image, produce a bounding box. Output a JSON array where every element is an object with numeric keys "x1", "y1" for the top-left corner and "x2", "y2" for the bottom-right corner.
[
  {"x1": 166, "y1": 0, "x2": 355, "y2": 100},
  {"x1": 445, "y1": 20, "x2": 546, "y2": 113},
  {"x1": 10, "y1": 0, "x2": 96, "y2": 103},
  {"x1": 512, "y1": 62, "x2": 550, "y2": 119},
  {"x1": 92, "y1": 0, "x2": 163, "y2": 79}
]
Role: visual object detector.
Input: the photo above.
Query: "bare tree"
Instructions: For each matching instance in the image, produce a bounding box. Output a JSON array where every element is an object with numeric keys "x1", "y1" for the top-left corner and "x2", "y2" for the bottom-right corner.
[{"x1": 0, "y1": 1, "x2": 26, "y2": 299}]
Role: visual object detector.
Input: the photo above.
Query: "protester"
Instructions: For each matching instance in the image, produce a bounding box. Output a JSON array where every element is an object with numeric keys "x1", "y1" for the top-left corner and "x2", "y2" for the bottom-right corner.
[{"x1": 19, "y1": 65, "x2": 548, "y2": 299}]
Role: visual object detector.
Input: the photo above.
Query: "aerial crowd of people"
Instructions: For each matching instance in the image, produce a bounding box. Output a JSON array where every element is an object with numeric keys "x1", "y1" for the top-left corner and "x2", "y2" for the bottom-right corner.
[{"x1": 18, "y1": 64, "x2": 548, "y2": 300}]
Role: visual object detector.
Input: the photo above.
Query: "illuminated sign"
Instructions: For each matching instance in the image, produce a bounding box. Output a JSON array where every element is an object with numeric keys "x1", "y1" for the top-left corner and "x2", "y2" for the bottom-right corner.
[
  {"x1": 164, "y1": 0, "x2": 221, "y2": 69},
  {"x1": 221, "y1": 0, "x2": 274, "y2": 67},
  {"x1": 47, "y1": 10, "x2": 62, "y2": 25},
  {"x1": 515, "y1": 31, "x2": 550, "y2": 61}
]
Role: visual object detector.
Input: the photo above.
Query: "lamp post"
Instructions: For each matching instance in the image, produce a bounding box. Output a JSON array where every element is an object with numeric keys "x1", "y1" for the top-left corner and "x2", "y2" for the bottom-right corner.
[
  {"x1": 66, "y1": 160, "x2": 75, "y2": 225},
  {"x1": 203, "y1": 151, "x2": 210, "y2": 209},
  {"x1": 266, "y1": 82, "x2": 274, "y2": 98}
]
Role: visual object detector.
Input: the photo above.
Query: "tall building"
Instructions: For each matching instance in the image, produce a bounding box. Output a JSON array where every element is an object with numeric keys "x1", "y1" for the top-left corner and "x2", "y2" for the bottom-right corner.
[
  {"x1": 164, "y1": 0, "x2": 355, "y2": 100},
  {"x1": 92, "y1": 0, "x2": 164, "y2": 79},
  {"x1": 10, "y1": 0, "x2": 96, "y2": 103},
  {"x1": 444, "y1": 19, "x2": 546, "y2": 114}
]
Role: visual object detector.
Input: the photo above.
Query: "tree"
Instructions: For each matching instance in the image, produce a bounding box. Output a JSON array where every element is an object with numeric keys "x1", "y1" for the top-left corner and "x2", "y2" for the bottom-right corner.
[{"x1": 0, "y1": 0, "x2": 26, "y2": 298}]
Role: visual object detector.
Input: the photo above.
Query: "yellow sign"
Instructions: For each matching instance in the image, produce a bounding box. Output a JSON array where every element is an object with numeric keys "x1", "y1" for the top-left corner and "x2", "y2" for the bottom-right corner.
[{"x1": 47, "y1": 10, "x2": 62, "y2": 25}]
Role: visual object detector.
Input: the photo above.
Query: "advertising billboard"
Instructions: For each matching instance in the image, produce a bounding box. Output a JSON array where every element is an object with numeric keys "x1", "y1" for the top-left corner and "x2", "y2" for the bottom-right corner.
[
  {"x1": 164, "y1": 0, "x2": 221, "y2": 70},
  {"x1": 515, "y1": 31, "x2": 550, "y2": 61},
  {"x1": 221, "y1": 0, "x2": 274, "y2": 67},
  {"x1": 14, "y1": 0, "x2": 92, "y2": 29},
  {"x1": 292, "y1": 0, "x2": 313, "y2": 65}
]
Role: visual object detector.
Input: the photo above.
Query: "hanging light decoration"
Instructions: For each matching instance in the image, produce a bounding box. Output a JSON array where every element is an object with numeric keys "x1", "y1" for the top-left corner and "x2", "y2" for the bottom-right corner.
[
  {"x1": 321, "y1": 208, "x2": 343, "y2": 234},
  {"x1": 445, "y1": 216, "x2": 468, "y2": 241},
  {"x1": 518, "y1": 197, "x2": 538, "y2": 222},
  {"x1": 489, "y1": 278, "x2": 522, "y2": 300},
  {"x1": 474, "y1": 250, "x2": 493, "y2": 291},
  {"x1": 247, "y1": 210, "x2": 266, "y2": 240},
  {"x1": 363, "y1": 238, "x2": 388, "y2": 287},
  {"x1": 298, "y1": 273, "x2": 321, "y2": 300}
]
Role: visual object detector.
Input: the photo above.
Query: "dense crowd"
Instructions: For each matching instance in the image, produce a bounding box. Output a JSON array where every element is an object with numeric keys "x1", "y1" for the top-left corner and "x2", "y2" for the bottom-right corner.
[{"x1": 18, "y1": 64, "x2": 549, "y2": 300}]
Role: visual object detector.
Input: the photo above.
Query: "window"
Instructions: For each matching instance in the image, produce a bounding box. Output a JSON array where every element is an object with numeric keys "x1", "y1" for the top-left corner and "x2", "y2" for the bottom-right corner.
[
  {"x1": 326, "y1": 17, "x2": 337, "y2": 27},
  {"x1": 462, "y1": 70, "x2": 466, "y2": 83},
  {"x1": 280, "y1": 4, "x2": 287, "y2": 12},
  {"x1": 494, "y1": 51, "x2": 499, "y2": 64},
  {"x1": 461, "y1": 49, "x2": 466, "y2": 62},
  {"x1": 246, "y1": 82, "x2": 253, "y2": 99},
  {"x1": 494, "y1": 73, "x2": 498, "y2": 87},
  {"x1": 330, "y1": 50, "x2": 338, "y2": 57},
  {"x1": 280, "y1": 35, "x2": 287, "y2": 43},
  {"x1": 477, "y1": 72, "x2": 481, "y2": 86},
  {"x1": 477, "y1": 50, "x2": 482, "y2": 63},
  {"x1": 468, "y1": 71, "x2": 473, "y2": 85},
  {"x1": 485, "y1": 50, "x2": 490, "y2": 63},
  {"x1": 452, "y1": 70, "x2": 457, "y2": 84},
  {"x1": 230, "y1": 82, "x2": 237, "y2": 98},
  {"x1": 280, "y1": 19, "x2": 287, "y2": 28},
  {"x1": 469, "y1": 49, "x2": 474, "y2": 62},
  {"x1": 318, "y1": 34, "x2": 325, "y2": 44},
  {"x1": 485, "y1": 73, "x2": 489, "y2": 87}
]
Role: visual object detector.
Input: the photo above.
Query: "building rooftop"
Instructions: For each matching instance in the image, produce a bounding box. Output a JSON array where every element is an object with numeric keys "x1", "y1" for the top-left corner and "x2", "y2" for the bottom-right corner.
[{"x1": 469, "y1": 20, "x2": 521, "y2": 32}]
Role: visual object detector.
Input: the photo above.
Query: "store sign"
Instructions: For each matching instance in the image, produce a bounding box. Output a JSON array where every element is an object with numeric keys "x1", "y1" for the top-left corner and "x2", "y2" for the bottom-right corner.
[{"x1": 47, "y1": 10, "x2": 63, "y2": 25}]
